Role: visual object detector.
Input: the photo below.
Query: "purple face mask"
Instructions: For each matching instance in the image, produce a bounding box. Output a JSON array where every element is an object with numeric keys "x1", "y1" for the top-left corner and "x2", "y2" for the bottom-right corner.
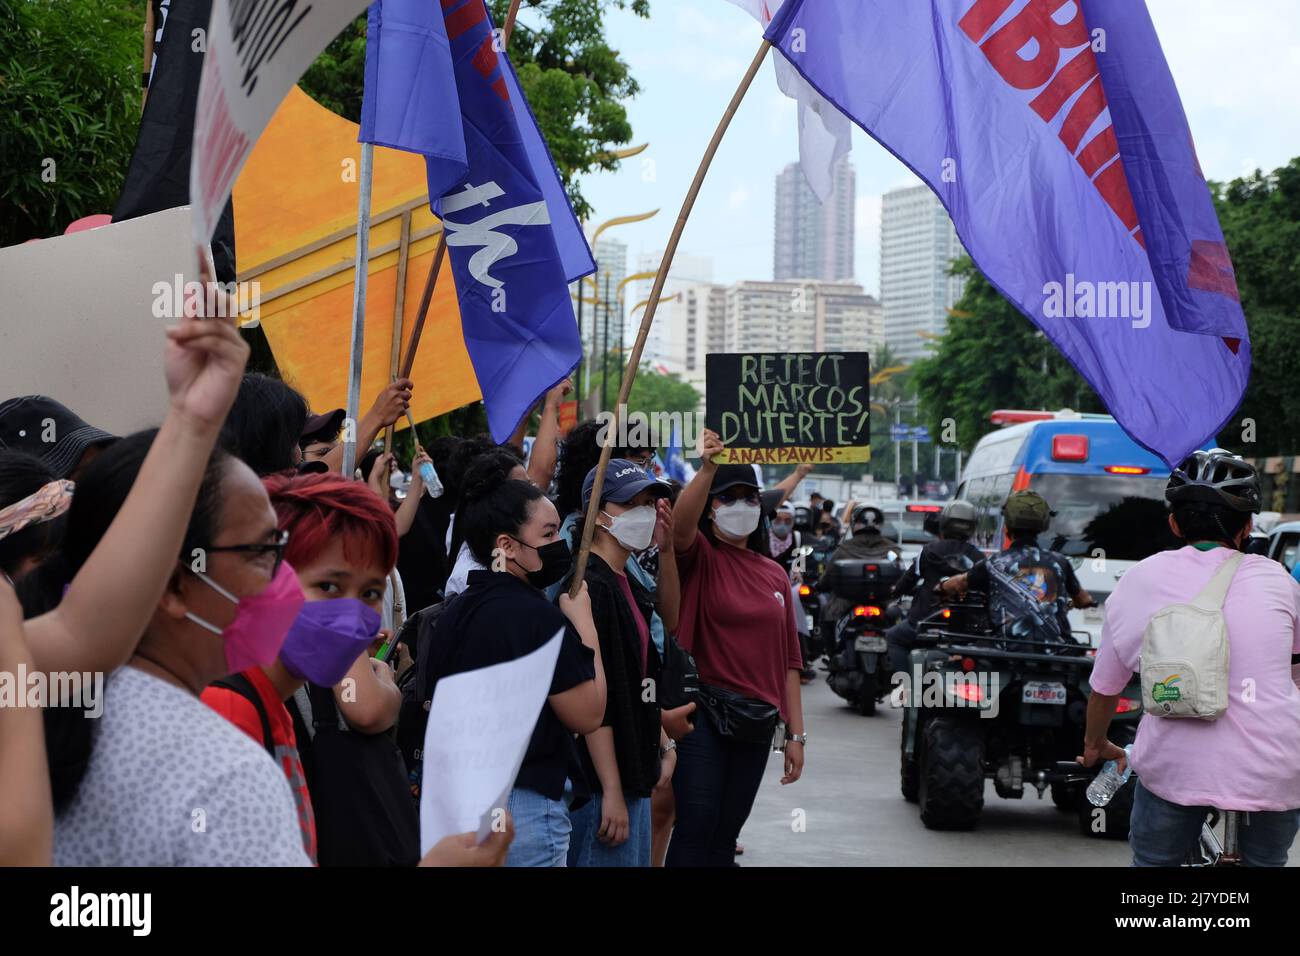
[{"x1": 280, "y1": 598, "x2": 382, "y2": 687}]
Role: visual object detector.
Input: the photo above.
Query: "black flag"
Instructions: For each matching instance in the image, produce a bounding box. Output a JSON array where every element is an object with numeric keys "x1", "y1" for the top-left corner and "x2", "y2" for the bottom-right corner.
[{"x1": 113, "y1": 0, "x2": 237, "y2": 282}]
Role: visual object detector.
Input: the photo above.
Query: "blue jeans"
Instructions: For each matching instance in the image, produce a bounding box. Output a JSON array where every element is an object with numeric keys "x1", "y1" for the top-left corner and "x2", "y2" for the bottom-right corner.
[
  {"x1": 505, "y1": 787, "x2": 572, "y2": 867},
  {"x1": 567, "y1": 792, "x2": 651, "y2": 867},
  {"x1": 665, "y1": 708, "x2": 770, "y2": 867},
  {"x1": 1130, "y1": 780, "x2": 1300, "y2": 867}
]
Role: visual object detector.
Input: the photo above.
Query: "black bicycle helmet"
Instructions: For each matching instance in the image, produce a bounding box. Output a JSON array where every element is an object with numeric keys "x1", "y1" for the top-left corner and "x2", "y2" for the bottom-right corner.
[{"x1": 1165, "y1": 448, "x2": 1260, "y2": 514}]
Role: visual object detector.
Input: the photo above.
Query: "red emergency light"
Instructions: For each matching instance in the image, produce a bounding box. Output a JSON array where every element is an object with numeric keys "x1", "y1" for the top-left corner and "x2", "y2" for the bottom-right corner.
[
  {"x1": 990, "y1": 409, "x2": 1057, "y2": 425},
  {"x1": 1051, "y1": 434, "x2": 1089, "y2": 462}
]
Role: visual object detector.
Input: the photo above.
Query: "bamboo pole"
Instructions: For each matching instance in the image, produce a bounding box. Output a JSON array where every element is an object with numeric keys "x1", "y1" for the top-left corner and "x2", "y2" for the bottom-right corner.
[
  {"x1": 397, "y1": 0, "x2": 522, "y2": 384},
  {"x1": 569, "y1": 39, "x2": 772, "y2": 596}
]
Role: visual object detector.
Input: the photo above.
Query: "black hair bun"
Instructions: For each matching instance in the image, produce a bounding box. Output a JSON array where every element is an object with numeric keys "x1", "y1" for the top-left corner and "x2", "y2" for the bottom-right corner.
[{"x1": 461, "y1": 454, "x2": 511, "y2": 501}]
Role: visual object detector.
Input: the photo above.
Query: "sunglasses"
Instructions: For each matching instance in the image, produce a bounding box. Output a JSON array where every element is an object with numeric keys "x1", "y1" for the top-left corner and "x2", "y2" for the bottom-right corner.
[
  {"x1": 202, "y1": 528, "x2": 290, "y2": 576},
  {"x1": 715, "y1": 488, "x2": 760, "y2": 505}
]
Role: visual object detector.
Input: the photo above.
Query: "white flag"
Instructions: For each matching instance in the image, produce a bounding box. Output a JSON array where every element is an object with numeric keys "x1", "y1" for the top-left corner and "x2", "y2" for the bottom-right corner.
[{"x1": 726, "y1": 0, "x2": 852, "y2": 201}]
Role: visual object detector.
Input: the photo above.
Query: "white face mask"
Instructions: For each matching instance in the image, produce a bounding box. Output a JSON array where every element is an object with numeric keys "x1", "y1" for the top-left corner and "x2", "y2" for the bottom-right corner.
[
  {"x1": 714, "y1": 501, "x2": 761, "y2": 539},
  {"x1": 601, "y1": 504, "x2": 657, "y2": 552}
]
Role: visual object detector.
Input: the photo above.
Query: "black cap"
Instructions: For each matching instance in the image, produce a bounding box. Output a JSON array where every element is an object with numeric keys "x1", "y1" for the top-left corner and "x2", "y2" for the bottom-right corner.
[
  {"x1": 0, "y1": 395, "x2": 117, "y2": 479},
  {"x1": 708, "y1": 463, "x2": 762, "y2": 496},
  {"x1": 301, "y1": 408, "x2": 346, "y2": 446}
]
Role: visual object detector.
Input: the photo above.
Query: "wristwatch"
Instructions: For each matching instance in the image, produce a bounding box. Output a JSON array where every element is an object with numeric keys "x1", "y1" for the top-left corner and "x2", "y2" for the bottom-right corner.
[
  {"x1": 660, "y1": 741, "x2": 678, "y2": 757},
  {"x1": 785, "y1": 732, "x2": 808, "y2": 745}
]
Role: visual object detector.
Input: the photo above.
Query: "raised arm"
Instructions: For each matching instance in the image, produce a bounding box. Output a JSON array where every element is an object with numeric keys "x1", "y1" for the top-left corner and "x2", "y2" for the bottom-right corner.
[
  {"x1": 29, "y1": 307, "x2": 249, "y2": 675},
  {"x1": 653, "y1": 499, "x2": 680, "y2": 633},
  {"x1": 771, "y1": 463, "x2": 813, "y2": 508},
  {"x1": 0, "y1": 579, "x2": 50, "y2": 865},
  {"x1": 394, "y1": 450, "x2": 431, "y2": 537},
  {"x1": 323, "y1": 378, "x2": 413, "y2": 474},
  {"x1": 527, "y1": 378, "x2": 571, "y2": 490},
  {"x1": 673, "y1": 429, "x2": 724, "y2": 554}
]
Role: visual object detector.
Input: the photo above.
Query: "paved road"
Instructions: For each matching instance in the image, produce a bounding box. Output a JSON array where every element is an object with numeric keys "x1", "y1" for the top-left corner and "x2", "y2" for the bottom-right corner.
[{"x1": 737, "y1": 675, "x2": 1133, "y2": 866}]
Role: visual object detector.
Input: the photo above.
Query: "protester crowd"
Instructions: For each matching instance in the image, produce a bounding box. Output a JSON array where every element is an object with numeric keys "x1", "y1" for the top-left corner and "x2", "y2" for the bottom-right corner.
[{"x1": 0, "y1": 301, "x2": 807, "y2": 868}]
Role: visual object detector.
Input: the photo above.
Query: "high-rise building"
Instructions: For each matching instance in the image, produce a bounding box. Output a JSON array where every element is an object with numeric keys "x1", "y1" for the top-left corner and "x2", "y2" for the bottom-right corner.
[
  {"x1": 583, "y1": 236, "x2": 627, "y2": 364},
  {"x1": 635, "y1": 251, "x2": 714, "y2": 374},
  {"x1": 879, "y1": 184, "x2": 967, "y2": 364},
  {"x1": 722, "y1": 280, "x2": 882, "y2": 356},
  {"x1": 773, "y1": 158, "x2": 856, "y2": 282}
]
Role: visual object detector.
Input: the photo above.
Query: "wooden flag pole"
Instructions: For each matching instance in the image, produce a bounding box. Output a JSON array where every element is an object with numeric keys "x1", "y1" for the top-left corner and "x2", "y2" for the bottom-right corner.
[
  {"x1": 569, "y1": 39, "x2": 772, "y2": 597},
  {"x1": 398, "y1": 0, "x2": 523, "y2": 382}
]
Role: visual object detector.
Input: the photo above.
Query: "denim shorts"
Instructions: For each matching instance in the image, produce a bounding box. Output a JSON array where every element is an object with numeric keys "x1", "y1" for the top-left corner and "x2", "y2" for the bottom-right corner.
[
  {"x1": 1130, "y1": 780, "x2": 1300, "y2": 867},
  {"x1": 505, "y1": 786, "x2": 572, "y2": 867},
  {"x1": 567, "y1": 793, "x2": 651, "y2": 867}
]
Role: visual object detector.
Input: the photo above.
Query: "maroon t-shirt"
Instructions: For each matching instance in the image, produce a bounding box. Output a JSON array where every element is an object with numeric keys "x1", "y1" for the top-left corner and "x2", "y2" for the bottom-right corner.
[{"x1": 675, "y1": 531, "x2": 803, "y2": 718}]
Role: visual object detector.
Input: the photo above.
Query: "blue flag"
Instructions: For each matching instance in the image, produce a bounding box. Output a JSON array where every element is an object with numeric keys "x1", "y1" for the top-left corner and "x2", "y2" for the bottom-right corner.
[
  {"x1": 765, "y1": 0, "x2": 1249, "y2": 466},
  {"x1": 361, "y1": 0, "x2": 595, "y2": 441}
]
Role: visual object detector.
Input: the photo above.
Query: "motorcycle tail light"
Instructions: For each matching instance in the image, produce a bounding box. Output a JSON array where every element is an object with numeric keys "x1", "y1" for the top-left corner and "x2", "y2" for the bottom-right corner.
[
  {"x1": 798, "y1": 584, "x2": 812, "y2": 597},
  {"x1": 941, "y1": 608, "x2": 952, "y2": 620},
  {"x1": 853, "y1": 605, "x2": 882, "y2": 617},
  {"x1": 1116, "y1": 697, "x2": 1141, "y2": 714},
  {"x1": 961, "y1": 657, "x2": 976, "y2": 672},
  {"x1": 951, "y1": 683, "x2": 984, "y2": 702}
]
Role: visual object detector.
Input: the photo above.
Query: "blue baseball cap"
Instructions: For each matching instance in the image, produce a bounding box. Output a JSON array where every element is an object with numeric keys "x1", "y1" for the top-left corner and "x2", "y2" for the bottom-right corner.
[{"x1": 582, "y1": 458, "x2": 670, "y2": 510}]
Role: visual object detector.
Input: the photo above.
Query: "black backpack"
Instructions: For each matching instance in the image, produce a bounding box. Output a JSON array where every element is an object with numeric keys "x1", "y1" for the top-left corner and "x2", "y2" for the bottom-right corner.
[
  {"x1": 393, "y1": 594, "x2": 459, "y2": 802},
  {"x1": 289, "y1": 678, "x2": 420, "y2": 867}
]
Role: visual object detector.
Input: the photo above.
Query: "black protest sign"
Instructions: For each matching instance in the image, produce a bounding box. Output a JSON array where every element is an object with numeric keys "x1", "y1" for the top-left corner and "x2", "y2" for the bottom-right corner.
[{"x1": 705, "y1": 352, "x2": 871, "y2": 465}]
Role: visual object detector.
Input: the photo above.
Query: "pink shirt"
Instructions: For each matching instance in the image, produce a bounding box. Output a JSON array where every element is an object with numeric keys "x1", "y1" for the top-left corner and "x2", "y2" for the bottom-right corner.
[{"x1": 1091, "y1": 546, "x2": 1300, "y2": 811}]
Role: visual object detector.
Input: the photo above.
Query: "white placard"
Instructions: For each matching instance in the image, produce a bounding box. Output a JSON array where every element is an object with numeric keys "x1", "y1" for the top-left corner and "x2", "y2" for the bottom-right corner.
[
  {"x1": 191, "y1": 0, "x2": 371, "y2": 245},
  {"x1": 0, "y1": 207, "x2": 196, "y2": 435},
  {"x1": 419, "y1": 628, "x2": 565, "y2": 853}
]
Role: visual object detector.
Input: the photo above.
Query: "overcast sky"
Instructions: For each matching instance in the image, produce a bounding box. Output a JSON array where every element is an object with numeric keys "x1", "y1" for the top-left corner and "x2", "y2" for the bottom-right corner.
[{"x1": 562, "y1": 0, "x2": 1300, "y2": 297}]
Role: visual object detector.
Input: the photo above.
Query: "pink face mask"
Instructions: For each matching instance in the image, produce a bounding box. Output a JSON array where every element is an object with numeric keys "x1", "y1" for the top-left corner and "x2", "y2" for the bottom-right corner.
[{"x1": 184, "y1": 561, "x2": 305, "y2": 674}]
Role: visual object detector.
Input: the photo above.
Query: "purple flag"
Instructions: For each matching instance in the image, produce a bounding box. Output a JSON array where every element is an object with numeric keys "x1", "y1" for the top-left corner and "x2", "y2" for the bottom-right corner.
[
  {"x1": 361, "y1": 0, "x2": 594, "y2": 441},
  {"x1": 765, "y1": 0, "x2": 1249, "y2": 466}
]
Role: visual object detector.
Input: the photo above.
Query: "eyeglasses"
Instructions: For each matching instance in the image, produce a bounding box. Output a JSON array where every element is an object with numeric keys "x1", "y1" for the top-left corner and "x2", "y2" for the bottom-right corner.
[
  {"x1": 202, "y1": 528, "x2": 290, "y2": 576},
  {"x1": 626, "y1": 452, "x2": 655, "y2": 468},
  {"x1": 715, "y1": 488, "x2": 760, "y2": 505}
]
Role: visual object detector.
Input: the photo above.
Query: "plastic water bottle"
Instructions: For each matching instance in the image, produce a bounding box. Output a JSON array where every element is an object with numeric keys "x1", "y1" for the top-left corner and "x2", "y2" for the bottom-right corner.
[
  {"x1": 1086, "y1": 744, "x2": 1133, "y2": 807},
  {"x1": 418, "y1": 460, "x2": 444, "y2": 499}
]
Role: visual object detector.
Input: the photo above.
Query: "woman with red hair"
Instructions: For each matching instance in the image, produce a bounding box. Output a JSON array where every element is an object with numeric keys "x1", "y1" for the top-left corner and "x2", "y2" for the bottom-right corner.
[{"x1": 203, "y1": 472, "x2": 417, "y2": 865}]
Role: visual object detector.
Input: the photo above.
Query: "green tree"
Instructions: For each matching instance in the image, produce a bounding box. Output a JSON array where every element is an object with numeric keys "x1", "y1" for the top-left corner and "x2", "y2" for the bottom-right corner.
[
  {"x1": 0, "y1": 0, "x2": 140, "y2": 247},
  {"x1": 586, "y1": 350, "x2": 701, "y2": 424},
  {"x1": 300, "y1": 0, "x2": 651, "y2": 220},
  {"x1": 911, "y1": 258, "x2": 1101, "y2": 453},
  {"x1": 1211, "y1": 159, "x2": 1300, "y2": 456}
]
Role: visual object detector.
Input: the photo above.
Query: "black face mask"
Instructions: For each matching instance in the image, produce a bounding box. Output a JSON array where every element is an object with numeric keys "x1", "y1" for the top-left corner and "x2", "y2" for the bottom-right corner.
[{"x1": 510, "y1": 536, "x2": 572, "y2": 589}]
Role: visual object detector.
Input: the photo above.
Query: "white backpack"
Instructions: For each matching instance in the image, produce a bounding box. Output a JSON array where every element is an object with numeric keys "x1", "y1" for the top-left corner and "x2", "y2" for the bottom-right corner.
[{"x1": 1140, "y1": 552, "x2": 1242, "y2": 720}]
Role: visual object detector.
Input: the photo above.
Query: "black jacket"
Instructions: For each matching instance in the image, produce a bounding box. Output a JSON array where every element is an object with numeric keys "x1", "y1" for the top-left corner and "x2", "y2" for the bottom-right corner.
[
  {"x1": 896, "y1": 538, "x2": 985, "y2": 625},
  {"x1": 574, "y1": 554, "x2": 663, "y2": 798}
]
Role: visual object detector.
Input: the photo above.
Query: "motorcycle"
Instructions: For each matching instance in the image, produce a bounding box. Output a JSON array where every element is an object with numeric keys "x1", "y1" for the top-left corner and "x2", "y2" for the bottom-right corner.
[
  {"x1": 822, "y1": 554, "x2": 905, "y2": 716},
  {"x1": 792, "y1": 534, "x2": 838, "y2": 662},
  {"x1": 898, "y1": 563, "x2": 1142, "y2": 837}
]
